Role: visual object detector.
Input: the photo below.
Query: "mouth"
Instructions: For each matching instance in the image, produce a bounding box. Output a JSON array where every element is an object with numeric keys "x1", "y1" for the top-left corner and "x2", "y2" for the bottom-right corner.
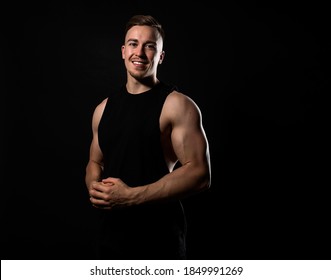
[
  {"x1": 132, "y1": 61, "x2": 147, "y2": 65},
  {"x1": 131, "y1": 60, "x2": 148, "y2": 71}
]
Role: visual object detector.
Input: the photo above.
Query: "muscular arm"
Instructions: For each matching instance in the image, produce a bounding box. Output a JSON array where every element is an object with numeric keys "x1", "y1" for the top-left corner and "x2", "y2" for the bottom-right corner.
[
  {"x1": 85, "y1": 99, "x2": 107, "y2": 191},
  {"x1": 92, "y1": 92, "x2": 211, "y2": 209},
  {"x1": 134, "y1": 91, "x2": 211, "y2": 203}
]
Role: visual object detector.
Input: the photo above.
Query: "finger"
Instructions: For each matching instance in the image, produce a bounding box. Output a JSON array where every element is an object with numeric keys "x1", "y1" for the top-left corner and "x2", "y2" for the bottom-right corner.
[
  {"x1": 102, "y1": 177, "x2": 117, "y2": 184},
  {"x1": 91, "y1": 183, "x2": 109, "y2": 192},
  {"x1": 90, "y1": 196, "x2": 110, "y2": 206},
  {"x1": 89, "y1": 189, "x2": 105, "y2": 199}
]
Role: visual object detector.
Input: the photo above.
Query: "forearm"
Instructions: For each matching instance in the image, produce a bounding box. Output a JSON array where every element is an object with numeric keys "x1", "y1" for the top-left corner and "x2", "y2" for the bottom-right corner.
[
  {"x1": 85, "y1": 160, "x2": 103, "y2": 190},
  {"x1": 133, "y1": 162, "x2": 211, "y2": 205}
]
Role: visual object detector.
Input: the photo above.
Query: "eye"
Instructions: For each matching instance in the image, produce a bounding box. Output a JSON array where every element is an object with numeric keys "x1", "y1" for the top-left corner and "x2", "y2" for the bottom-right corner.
[
  {"x1": 145, "y1": 44, "x2": 156, "y2": 50},
  {"x1": 128, "y1": 42, "x2": 138, "y2": 47}
]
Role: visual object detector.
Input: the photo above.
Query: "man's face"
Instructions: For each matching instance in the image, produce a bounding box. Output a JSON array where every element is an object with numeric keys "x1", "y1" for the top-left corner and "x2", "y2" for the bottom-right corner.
[{"x1": 121, "y1": 25, "x2": 164, "y2": 80}]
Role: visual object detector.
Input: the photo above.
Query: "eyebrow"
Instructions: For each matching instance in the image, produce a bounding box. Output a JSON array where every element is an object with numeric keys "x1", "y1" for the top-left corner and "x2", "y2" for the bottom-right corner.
[
  {"x1": 126, "y1": 38, "x2": 138, "y2": 43},
  {"x1": 126, "y1": 38, "x2": 157, "y2": 45}
]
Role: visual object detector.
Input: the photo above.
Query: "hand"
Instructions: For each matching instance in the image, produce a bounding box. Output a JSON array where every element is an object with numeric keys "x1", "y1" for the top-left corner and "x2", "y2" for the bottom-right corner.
[{"x1": 89, "y1": 177, "x2": 132, "y2": 210}]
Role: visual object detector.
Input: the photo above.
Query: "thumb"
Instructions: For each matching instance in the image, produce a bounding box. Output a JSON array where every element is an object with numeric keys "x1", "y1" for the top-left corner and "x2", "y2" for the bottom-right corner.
[{"x1": 101, "y1": 177, "x2": 117, "y2": 184}]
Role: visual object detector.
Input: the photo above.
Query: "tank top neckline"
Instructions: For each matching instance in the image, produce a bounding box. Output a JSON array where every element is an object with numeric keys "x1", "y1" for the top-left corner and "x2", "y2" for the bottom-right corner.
[{"x1": 123, "y1": 82, "x2": 164, "y2": 97}]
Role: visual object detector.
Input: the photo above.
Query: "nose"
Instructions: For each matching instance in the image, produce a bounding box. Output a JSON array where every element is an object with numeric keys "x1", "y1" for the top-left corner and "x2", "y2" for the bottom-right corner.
[{"x1": 135, "y1": 45, "x2": 145, "y2": 57}]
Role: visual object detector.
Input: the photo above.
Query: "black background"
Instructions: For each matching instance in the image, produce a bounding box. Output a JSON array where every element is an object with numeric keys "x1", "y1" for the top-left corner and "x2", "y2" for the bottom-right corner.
[{"x1": 2, "y1": 0, "x2": 330, "y2": 260}]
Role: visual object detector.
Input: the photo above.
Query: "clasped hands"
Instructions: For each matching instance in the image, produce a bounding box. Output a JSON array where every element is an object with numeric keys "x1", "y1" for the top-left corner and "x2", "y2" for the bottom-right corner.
[{"x1": 89, "y1": 177, "x2": 133, "y2": 210}]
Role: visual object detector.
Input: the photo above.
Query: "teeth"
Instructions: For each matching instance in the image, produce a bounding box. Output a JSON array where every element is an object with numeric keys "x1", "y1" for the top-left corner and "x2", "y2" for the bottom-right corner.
[{"x1": 133, "y1": 61, "x2": 143, "y2": 65}]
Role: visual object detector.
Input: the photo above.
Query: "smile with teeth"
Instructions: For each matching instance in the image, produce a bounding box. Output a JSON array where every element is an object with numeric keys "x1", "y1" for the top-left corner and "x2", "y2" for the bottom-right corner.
[{"x1": 133, "y1": 61, "x2": 145, "y2": 65}]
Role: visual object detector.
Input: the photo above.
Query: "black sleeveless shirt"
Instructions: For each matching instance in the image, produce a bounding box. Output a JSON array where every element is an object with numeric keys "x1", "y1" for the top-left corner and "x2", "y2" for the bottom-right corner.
[{"x1": 96, "y1": 81, "x2": 187, "y2": 259}]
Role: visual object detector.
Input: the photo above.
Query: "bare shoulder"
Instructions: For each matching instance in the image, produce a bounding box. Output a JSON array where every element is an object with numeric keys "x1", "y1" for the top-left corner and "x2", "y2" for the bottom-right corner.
[
  {"x1": 93, "y1": 97, "x2": 108, "y2": 116},
  {"x1": 166, "y1": 90, "x2": 196, "y2": 104},
  {"x1": 92, "y1": 98, "x2": 108, "y2": 127},
  {"x1": 96, "y1": 97, "x2": 108, "y2": 111},
  {"x1": 164, "y1": 90, "x2": 202, "y2": 118}
]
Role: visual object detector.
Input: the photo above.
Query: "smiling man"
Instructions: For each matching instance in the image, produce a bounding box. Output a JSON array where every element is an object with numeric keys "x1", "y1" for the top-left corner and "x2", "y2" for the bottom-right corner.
[{"x1": 85, "y1": 14, "x2": 211, "y2": 260}]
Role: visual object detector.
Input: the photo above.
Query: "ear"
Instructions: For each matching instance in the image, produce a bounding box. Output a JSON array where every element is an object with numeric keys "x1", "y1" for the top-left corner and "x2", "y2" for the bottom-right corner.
[
  {"x1": 121, "y1": 45, "x2": 125, "y2": 59},
  {"x1": 159, "y1": 50, "x2": 165, "y2": 64}
]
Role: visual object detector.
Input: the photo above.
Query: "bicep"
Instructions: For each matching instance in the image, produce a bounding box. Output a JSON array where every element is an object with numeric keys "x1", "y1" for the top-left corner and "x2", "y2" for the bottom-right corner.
[
  {"x1": 170, "y1": 97, "x2": 209, "y2": 166},
  {"x1": 89, "y1": 99, "x2": 107, "y2": 165},
  {"x1": 89, "y1": 135, "x2": 103, "y2": 165}
]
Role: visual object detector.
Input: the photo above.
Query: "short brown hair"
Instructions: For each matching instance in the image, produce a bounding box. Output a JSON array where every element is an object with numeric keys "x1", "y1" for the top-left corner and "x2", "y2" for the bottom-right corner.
[{"x1": 125, "y1": 14, "x2": 165, "y2": 41}]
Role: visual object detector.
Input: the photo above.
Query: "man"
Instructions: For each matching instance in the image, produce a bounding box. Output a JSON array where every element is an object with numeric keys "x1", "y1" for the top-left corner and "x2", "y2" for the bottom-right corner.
[{"x1": 85, "y1": 14, "x2": 211, "y2": 259}]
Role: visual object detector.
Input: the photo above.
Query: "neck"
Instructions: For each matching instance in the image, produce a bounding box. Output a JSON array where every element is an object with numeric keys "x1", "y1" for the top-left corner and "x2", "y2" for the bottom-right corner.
[{"x1": 126, "y1": 76, "x2": 160, "y2": 94}]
